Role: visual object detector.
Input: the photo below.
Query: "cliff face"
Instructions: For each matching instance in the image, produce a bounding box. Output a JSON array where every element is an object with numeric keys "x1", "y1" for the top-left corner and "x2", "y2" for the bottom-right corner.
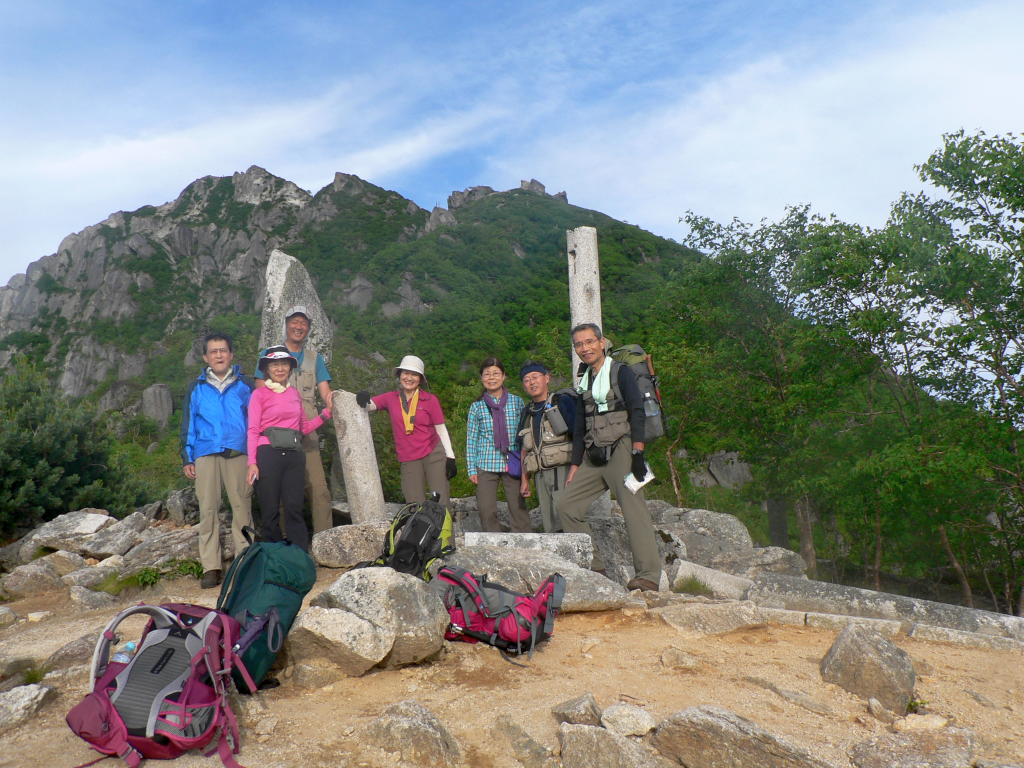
[{"x1": 0, "y1": 167, "x2": 428, "y2": 397}]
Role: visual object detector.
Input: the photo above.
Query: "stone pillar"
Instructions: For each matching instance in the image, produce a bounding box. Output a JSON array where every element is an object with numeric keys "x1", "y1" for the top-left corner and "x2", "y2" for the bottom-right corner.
[
  {"x1": 331, "y1": 391, "x2": 386, "y2": 523},
  {"x1": 566, "y1": 225, "x2": 611, "y2": 519},
  {"x1": 566, "y1": 226, "x2": 602, "y2": 386},
  {"x1": 259, "y1": 249, "x2": 333, "y2": 363}
]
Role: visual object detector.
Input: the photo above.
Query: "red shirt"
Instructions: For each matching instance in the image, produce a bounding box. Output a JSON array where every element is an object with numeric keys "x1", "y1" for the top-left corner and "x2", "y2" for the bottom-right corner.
[
  {"x1": 247, "y1": 386, "x2": 329, "y2": 465},
  {"x1": 372, "y1": 389, "x2": 445, "y2": 462}
]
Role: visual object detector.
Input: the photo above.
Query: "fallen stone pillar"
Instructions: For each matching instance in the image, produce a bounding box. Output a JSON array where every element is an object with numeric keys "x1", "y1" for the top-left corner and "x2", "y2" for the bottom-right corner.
[{"x1": 331, "y1": 390, "x2": 386, "y2": 523}]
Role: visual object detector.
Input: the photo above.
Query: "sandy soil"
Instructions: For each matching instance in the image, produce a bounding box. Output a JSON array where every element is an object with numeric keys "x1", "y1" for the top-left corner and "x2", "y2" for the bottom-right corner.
[{"x1": 1, "y1": 568, "x2": 1022, "y2": 768}]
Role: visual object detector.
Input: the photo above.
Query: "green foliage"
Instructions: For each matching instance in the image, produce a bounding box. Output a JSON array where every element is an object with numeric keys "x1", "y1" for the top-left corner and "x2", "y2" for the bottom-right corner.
[
  {"x1": 0, "y1": 360, "x2": 154, "y2": 533},
  {"x1": 22, "y1": 666, "x2": 48, "y2": 685},
  {"x1": 906, "y1": 696, "x2": 928, "y2": 715},
  {"x1": 673, "y1": 575, "x2": 713, "y2": 596},
  {"x1": 113, "y1": 559, "x2": 204, "y2": 592}
]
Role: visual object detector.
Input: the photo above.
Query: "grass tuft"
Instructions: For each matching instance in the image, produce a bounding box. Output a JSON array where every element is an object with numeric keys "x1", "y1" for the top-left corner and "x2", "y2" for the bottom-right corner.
[{"x1": 673, "y1": 575, "x2": 714, "y2": 597}]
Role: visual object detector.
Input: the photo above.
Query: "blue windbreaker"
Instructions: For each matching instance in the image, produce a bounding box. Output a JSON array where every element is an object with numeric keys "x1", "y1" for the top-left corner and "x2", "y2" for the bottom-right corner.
[{"x1": 180, "y1": 365, "x2": 255, "y2": 464}]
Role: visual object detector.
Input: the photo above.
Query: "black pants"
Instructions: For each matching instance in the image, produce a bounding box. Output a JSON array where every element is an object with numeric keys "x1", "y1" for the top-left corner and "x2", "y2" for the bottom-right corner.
[{"x1": 255, "y1": 445, "x2": 309, "y2": 551}]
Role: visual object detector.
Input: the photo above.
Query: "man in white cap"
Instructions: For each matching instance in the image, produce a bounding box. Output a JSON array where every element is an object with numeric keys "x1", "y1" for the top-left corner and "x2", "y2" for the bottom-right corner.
[{"x1": 255, "y1": 305, "x2": 334, "y2": 534}]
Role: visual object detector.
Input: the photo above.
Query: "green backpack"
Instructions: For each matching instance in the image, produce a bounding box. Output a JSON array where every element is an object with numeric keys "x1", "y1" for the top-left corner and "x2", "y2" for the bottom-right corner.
[
  {"x1": 217, "y1": 528, "x2": 317, "y2": 693},
  {"x1": 368, "y1": 499, "x2": 455, "y2": 581},
  {"x1": 610, "y1": 343, "x2": 665, "y2": 442}
]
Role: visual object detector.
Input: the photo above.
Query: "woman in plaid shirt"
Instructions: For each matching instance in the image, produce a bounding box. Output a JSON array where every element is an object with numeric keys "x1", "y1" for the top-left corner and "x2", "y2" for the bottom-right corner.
[{"x1": 466, "y1": 358, "x2": 532, "y2": 532}]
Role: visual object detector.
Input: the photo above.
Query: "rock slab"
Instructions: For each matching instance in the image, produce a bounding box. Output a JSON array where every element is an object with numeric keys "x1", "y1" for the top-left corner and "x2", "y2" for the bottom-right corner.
[
  {"x1": 849, "y1": 728, "x2": 976, "y2": 768},
  {"x1": 464, "y1": 532, "x2": 593, "y2": 569},
  {"x1": 310, "y1": 523, "x2": 390, "y2": 568},
  {"x1": 652, "y1": 705, "x2": 838, "y2": 768},
  {"x1": 653, "y1": 600, "x2": 763, "y2": 636},
  {"x1": 364, "y1": 700, "x2": 461, "y2": 768},
  {"x1": 819, "y1": 624, "x2": 916, "y2": 714},
  {"x1": 438, "y1": 545, "x2": 627, "y2": 613},
  {"x1": 0, "y1": 561, "x2": 65, "y2": 598},
  {"x1": 601, "y1": 703, "x2": 656, "y2": 736},
  {"x1": 493, "y1": 713, "x2": 559, "y2": 768},
  {"x1": 558, "y1": 723, "x2": 666, "y2": 768},
  {"x1": 0, "y1": 684, "x2": 57, "y2": 736},
  {"x1": 551, "y1": 693, "x2": 603, "y2": 727}
]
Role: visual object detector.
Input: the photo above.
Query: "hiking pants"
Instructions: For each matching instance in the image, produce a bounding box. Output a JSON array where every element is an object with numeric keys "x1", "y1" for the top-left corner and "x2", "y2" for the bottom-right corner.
[
  {"x1": 195, "y1": 453, "x2": 253, "y2": 572},
  {"x1": 534, "y1": 465, "x2": 568, "y2": 533},
  {"x1": 256, "y1": 445, "x2": 309, "y2": 551},
  {"x1": 302, "y1": 440, "x2": 334, "y2": 535},
  {"x1": 556, "y1": 437, "x2": 662, "y2": 583},
  {"x1": 476, "y1": 470, "x2": 531, "y2": 532},
  {"x1": 400, "y1": 442, "x2": 451, "y2": 509}
]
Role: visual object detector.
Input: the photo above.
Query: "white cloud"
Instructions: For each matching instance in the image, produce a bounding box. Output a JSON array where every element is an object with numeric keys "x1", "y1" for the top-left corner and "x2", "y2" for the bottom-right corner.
[{"x1": 495, "y1": 1, "x2": 1024, "y2": 241}]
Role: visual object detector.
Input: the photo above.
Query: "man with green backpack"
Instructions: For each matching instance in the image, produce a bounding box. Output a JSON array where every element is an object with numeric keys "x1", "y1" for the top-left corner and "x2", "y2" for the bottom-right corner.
[{"x1": 555, "y1": 324, "x2": 663, "y2": 592}]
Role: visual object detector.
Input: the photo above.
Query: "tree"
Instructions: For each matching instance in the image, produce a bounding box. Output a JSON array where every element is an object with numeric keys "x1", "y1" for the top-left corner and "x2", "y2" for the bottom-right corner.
[{"x1": 0, "y1": 359, "x2": 152, "y2": 532}]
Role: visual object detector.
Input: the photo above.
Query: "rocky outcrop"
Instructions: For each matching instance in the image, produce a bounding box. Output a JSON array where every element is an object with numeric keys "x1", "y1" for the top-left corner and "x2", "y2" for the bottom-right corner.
[
  {"x1": 0, "y1": 561, "x2": 65, "y2": 598},
  {"x1": 448, "y1": 186, "x2": 497, "y2": 209},
  {"x1": 551, "y1": 693, "x2": 603, "y2": 726},
  {"x1": 381, "y1": 272, "x2": 430, "y2": 318},
  {"x1": 364, "y1": 700, "x2": 461, "y2": 768},
  {"x1": 600, "y1": 703, "x2": 656, "y2": 736},
  {"x1": 287, "y1": 568, "x2": 448, "y2": 680},
  {"x1": 652, "y1": 706, "x2": 838, "y2": 768},
  {"x1": 258, "y1": 249, "x2": 333, "y2": 363},
  {"x1": 0, "y1": 685, "x2": 57, "y2": 736},
  {"x1": 20, "y1": 509, "x2": 115, "y2": 557},
  {"x1": 310, "y1": 523, "x2": 390, "y2": 568},
  {"x1": 462, "y1": 532, "x2": 593, "y2": 569},
  {"x1": 521, "y1": 179, "x2": 547, "y2": 195},
  {"x1": 849, "y1": 728, "x2": 977, "y2": 768},
  {"x1": 58, "y1": 336, "x2": 119, "y2": 397},
  {"x1": 558, "y1": 723, "x2": 665, "y2": 768},
  {"x1": 421, "y1": 207, "x2": 457, "y2": 235},
  {"x1": 820, "y1": 625, "x2": 916, "y2": 713},
  {"x1": 141, "y1": 383, "x2": 173, "y2": 427}
]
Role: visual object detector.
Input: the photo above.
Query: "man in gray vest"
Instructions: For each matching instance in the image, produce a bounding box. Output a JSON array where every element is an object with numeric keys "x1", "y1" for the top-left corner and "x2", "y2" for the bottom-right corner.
[
  {"x1": 556, "y1": 323, "x2": 661, "y2": 591},
  {"x1": 254, "y1": 306, "x2": 334, "y2": 535},
  {"x1": 518, "y1": 361, "x2": 576, "y2": 533}
]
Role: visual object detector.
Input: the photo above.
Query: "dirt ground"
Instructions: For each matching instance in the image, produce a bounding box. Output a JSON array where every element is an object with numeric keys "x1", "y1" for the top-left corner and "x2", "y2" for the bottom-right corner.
[{"x1": 2, "y1": 568, "x2": 1023, "y2": 768}]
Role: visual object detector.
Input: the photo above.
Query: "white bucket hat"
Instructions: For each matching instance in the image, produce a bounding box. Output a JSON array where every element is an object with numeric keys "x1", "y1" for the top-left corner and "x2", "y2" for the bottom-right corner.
[{"x1": 393, "y1": 355, "x2": 427, "y2": 382}]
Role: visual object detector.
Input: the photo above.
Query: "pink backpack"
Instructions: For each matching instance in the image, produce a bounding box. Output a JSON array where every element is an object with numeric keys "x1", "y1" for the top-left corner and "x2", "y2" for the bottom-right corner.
[
  {"x1": 66, "y1": 603, "x2": 256, "y2": 768},
  {"x1": 431, "y1": 567, "x2": 566, "y2": 659}
]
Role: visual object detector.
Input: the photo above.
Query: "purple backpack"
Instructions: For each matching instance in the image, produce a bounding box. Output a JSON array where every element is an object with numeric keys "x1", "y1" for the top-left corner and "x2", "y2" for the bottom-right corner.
[{"x1": 66, "y1": 603, "x2": 256, "y2": 768}]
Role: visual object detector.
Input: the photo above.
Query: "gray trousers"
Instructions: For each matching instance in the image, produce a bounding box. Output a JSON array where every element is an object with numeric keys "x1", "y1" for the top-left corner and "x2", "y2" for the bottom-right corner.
[
  {"x1": 195, "y1": 453, "x2": 253, "y2": 572},
  {"x1": 401, "y1": 442, "x2": 451, "y2": 509},
  {"x1": 556, "y1": 438, "x2": 661, "y2": 583},
  {"x1": 534, "y1": 465, "x2": 568, "y2": 533},
  {"x1": 476, "y1": 471, "x2": 531, "y2": 532}
]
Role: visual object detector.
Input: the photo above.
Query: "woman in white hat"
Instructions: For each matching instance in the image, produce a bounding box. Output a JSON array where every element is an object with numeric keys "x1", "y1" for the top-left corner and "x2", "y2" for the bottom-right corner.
[
  {"x1": 356, "y1": 355, "x2": 456, "y2": 508},
  {"x1": 247, "y1": 346, "x2": 332, "y2": 550}
]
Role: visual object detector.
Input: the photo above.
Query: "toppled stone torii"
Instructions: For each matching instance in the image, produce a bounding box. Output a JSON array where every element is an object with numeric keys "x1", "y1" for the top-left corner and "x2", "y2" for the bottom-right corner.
[{"x1": 259, "y1": 250, "x2": 387, "y2": 523}]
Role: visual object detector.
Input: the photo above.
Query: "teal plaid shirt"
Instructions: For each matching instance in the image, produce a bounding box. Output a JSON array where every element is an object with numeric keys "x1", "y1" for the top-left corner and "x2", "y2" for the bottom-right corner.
[{"x1": 466, "y1": 394, "x2": 525, "y2": 476}]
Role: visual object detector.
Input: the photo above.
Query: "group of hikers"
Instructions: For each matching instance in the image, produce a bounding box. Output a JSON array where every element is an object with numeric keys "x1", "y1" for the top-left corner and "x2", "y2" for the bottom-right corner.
[{"x1": 181, "y1": 307, "x2": 663, "y2": 594}]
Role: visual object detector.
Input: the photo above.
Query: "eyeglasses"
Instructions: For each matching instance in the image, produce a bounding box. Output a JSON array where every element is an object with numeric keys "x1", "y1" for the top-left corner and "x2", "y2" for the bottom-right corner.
[{"x1": 572, "y1": 337, "x2": 601, "y2": 351}]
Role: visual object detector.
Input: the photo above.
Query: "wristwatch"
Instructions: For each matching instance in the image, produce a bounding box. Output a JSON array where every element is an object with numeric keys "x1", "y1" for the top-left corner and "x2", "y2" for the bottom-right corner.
[{"x1": 631, "y1": 448, "x2": 643, "y2": 455}]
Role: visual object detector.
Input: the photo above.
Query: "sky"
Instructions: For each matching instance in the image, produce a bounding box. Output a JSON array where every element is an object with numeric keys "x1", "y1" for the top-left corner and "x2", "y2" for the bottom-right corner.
[{"x1": 1, "y1": 0, "x2": 1023, "y2": 285}]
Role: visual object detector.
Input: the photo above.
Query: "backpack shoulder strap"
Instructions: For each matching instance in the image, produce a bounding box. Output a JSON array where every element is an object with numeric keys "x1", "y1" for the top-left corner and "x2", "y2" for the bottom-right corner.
[
  {"x1": 90, "y1": 604, "x2": 179, "y2": 683},
  {"x1": 609, "y1": 360, "x2": 624, "y2": 408}
]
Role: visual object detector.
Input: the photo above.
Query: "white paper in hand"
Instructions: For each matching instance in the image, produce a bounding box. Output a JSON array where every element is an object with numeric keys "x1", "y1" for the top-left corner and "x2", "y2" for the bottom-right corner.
[{"x1": 623, "y1": 462, "x2": 655, "y2": 495}]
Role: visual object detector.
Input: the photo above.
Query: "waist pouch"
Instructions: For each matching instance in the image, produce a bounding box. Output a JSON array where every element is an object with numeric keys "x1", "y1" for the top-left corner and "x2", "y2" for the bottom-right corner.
[
  {"x1": 586, "y1": 443, "x2": 610, "y2": 466},
  {"x1": 263, "y1": 427, "x2": 302, "y2": 451}
]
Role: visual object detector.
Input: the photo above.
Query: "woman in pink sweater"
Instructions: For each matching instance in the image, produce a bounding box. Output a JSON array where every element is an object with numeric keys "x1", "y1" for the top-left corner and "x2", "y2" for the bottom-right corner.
[{"x1": 246, "y1": 346, "x2": 331, "y2": 550}]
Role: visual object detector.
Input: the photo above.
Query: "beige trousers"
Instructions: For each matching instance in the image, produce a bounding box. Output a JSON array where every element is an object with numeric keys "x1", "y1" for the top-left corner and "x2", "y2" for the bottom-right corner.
[
  {"x1": 303, "y1": 441, "x2": 334, "y2": 534},
  {"x1": 400, "y1": 442, "x2": 451, "y2": 509},
  {"x1": 556, "y1": 438, "x2": 661, "y2": 583},
  {"x1": 476, "y1": 470, "x2": 532, "y2": 532},
  {"x1": 534, "y1": 464, "x2": 569, "y2": 533},
  {"x1": 195, "y1": 453, "x2": 253, "y2": 572}
]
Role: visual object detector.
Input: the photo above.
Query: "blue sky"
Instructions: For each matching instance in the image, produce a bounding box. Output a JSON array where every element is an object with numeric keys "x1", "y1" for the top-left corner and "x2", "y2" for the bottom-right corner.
[{"x1": 2, "y1": 0, "x2": 1023, "y2": 284}]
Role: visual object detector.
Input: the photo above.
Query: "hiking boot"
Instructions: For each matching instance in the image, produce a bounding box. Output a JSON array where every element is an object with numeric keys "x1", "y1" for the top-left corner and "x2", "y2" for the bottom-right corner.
[
  {"x1": 200, "y1": 570, "x2": 221, "y2": 589},
  {"x1": 626, "y1": 577, "x2": 658, "y2": 592}
]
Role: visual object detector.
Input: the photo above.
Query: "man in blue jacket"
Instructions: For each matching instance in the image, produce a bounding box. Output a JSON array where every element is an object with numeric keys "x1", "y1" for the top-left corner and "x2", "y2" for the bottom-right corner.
[{"x1": 180, "y1": 332, "x2": 255, "y2": 589}]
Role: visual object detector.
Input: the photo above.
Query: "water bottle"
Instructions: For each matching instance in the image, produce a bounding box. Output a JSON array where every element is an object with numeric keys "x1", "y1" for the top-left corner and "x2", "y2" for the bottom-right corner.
[
  {"x1": 545, "y1": 403, "x2": 569, "y2": 435},
  {"x1": 112, "y1": 641, "x2": 137, "y2": 664},
  {"x1": 643, "y1": 393, "x2": 660, "y2": 418}
]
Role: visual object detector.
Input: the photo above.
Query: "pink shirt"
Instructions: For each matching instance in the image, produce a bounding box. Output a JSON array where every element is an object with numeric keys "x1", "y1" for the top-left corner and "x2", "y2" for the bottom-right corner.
[
  {"x1": 371, "y1": 389, "x2": 445, "y2": 462},
  {"x1": 247, "y1": 386, "x2": 330, "y2": 465}
]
